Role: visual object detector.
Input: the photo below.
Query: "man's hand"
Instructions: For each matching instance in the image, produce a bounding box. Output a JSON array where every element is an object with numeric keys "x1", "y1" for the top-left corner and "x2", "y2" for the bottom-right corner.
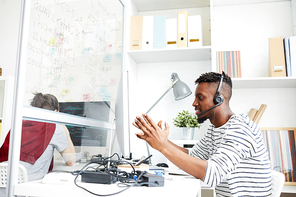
[{"x1": 132, "y1": 114, "x2": 170, "y2": 153}]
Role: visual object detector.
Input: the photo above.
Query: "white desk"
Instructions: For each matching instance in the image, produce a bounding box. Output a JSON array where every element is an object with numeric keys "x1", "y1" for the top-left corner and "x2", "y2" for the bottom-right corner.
[{"x1": 14, "y1": 162, "x2": 201, "y2": 197}]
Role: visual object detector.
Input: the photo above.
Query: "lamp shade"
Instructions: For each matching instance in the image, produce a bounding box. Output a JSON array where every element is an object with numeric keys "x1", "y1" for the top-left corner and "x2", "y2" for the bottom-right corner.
[{"x1": 171, "y1": 73, "x2": 192, "y2": 100}]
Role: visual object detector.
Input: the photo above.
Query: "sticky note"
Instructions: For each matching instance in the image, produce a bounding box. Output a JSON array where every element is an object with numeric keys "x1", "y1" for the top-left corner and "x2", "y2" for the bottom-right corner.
[
  {"x1": 104, "y1": 93, "x2": 112, "y2": 101},
  {"x1": 61, "y1": 88, "x2": 70, "y2": 96},
  {"x1": 103, "y1": 55, "x2": 112, "y2": 62},
  {"x1": 48, "y1": 38, "x2": 57, "y2": 46},
  {"x1": 109, "y1": 78, "x2": 118, "y2": 86},
  {"x1": 99, "y1": 88, "x2": 107, "y2": 96},
  {"x1": 83, "y1": 93, "x2": 91, "y2": 101}
]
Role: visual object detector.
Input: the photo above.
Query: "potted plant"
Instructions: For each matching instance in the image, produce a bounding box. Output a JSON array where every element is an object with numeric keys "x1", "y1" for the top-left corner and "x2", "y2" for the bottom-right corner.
[{"x1": 173, "y1": 110, "x2": 201, "y2": 140}]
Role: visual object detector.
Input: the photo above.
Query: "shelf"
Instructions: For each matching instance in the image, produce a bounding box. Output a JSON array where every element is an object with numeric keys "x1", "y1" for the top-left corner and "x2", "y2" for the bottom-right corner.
[
  {"x1": 232, "y1": 77, "x2": 296, "y2": 89},
  {"x1": 127, "y1": 46, "x2": 211, "y2": 63},
  {"x1": 282, "y1": 185, "x2": 296, "y2": 193},
  {"x1": 133, "y1": 0, "x2": 210, "y2": 12}
]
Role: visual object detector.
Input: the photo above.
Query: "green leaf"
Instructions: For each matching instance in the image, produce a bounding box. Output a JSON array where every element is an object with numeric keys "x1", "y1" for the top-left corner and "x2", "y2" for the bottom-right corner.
[{"x1": 172, "y1": 110, "x2": 201, "y2": 129}]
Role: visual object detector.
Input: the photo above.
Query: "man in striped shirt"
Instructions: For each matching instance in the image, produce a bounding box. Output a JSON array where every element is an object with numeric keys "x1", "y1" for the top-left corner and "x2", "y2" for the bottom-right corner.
[{"x1": 133, "y1": 72, "x2": 272, "y2": 196}]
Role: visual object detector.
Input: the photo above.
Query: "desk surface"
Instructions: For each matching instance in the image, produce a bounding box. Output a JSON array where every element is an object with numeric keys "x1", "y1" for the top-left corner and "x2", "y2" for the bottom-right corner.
[
  {"x1": 14, "y1": 161, "x2": 201, "y2": 197},
  {"x1": 14, "y1": 174, "x2": 200, "y2": 197}
]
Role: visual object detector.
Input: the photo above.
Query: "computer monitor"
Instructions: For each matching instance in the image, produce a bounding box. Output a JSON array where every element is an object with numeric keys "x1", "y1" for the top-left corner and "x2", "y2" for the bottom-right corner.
[
  {"x1": 115, "y1": 72, "x2": 132, "y2": 159},
  {"x1": 59, "y1": 101, "x2": 111, "y2": 160}
]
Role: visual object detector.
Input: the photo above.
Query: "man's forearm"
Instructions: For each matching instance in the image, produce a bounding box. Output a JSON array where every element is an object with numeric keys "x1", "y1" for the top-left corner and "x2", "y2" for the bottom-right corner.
[
  {"x1": 168, "y1": 140, "x2": 189, "y2": 154},
  {"x1": 160, "y1": 142, "x2": 207, "y2": 180}
]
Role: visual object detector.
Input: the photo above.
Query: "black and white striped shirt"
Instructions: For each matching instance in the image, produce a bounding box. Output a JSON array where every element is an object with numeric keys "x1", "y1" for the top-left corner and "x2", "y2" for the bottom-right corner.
[{"x1": 190, "y1": 113, "x2": 272, "y2": 197}]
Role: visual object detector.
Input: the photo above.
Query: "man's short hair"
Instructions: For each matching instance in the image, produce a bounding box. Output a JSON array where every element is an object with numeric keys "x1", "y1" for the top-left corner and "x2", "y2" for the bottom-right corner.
[{"x1": 195, "y1": 72, "x2": 232, "y2": 100}]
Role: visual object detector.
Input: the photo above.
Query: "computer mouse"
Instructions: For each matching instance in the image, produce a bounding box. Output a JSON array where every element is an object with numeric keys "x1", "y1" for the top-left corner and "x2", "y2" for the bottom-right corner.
[{"x1": 156, "y1": 163, "x2": 169, "y2": 168}]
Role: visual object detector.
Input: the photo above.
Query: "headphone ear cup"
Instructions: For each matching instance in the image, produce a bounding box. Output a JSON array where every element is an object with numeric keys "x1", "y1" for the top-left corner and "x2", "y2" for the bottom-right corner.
[{"x1": 214, "y1": 94, "x2": 224, "y2": 105}]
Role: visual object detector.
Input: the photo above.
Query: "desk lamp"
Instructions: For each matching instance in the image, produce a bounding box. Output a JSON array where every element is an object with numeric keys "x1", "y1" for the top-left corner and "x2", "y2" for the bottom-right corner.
[{"x1": 145, "y1": 73, "x2": 192, "y2": 163}]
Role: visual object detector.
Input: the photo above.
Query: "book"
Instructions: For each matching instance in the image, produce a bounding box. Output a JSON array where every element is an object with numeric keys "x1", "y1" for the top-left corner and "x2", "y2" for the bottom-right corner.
[
  {"x1": 284, "y1": 37, "x2": 291, "y2": 77},
  {"x1": 177, "y1": 11, "x2": 189, "y2": 48},
  {"x1": 269, "y1": 37, "x2": 286, "y2": 77},
  {"x1": 248, "y1": 108, "x2": 258, "y2": 121},
  {"x1": 290, "y1": 36, "x2": 296, "y2": 77},
  {"x1": 216, "y1": 51, "x2": 242, "y2": 78},
  {"x1": 130, "y1": 15, "x2": 143, "y2": 50},
  {"x1": 253, "y1": 104, "x2": 267, "y2": 124}
]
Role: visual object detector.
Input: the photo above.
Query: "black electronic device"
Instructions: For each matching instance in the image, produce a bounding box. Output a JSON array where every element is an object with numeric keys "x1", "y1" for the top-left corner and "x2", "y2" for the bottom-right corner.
[
  {"x1": 198, "y1": 72, "x2": 225, "y2": 117},
  {"x1": 81, "y1": 171, "x2": 117, "y2": 184},
  {"x1": 213, "y1": 72, "x2": 224, "y2": 105},
  {"x1": 156, "y1": 163, "x2": 169, "y2": 168}
]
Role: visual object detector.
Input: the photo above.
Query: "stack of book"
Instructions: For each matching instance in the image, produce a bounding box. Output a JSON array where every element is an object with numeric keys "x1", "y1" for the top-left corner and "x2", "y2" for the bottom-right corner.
[
  {"x1": 216, "y1": 51, "x2": 242, "y2": 78},
  {"x1": 268, "y1": 36, "x2": 296, "y2": 77}
]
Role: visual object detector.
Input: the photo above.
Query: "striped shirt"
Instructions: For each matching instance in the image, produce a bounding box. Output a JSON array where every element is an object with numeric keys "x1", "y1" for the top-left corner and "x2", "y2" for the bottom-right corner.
[{"x1": 190, "y1": 113, "x2": 272, "y2": 197}]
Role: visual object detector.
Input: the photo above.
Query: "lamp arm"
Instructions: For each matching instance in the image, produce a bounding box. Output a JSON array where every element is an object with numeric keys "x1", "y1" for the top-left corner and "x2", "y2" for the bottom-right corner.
[
  {"x1": 143, "y1": 79, "x2": 178, "y2": 164},
  {"x1": 145, "y1": 79, "x2": 178, "y2": 114},
  {"x1": 144, "y1": 80, "x2": 178, "y2": 164}
]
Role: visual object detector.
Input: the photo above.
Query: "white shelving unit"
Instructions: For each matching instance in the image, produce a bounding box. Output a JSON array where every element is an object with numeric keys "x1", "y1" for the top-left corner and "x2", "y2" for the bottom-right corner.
[
  {"x1": 127, "y1": 46, "x2": 211, "y2": 63},
  {"x1": 126, "y1": 0, "x2": 296, "y2": 195}
]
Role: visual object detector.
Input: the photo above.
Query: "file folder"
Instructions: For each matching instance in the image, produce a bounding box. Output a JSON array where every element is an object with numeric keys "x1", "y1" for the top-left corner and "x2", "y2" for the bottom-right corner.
[
  {"x1": 290, "y1": 36, "x2": 296, "y2": 77},
  {"x1": 177, "y1": 11, "x2": 189, "y2": 48},
  {"x1": 130, "y1": 15, "x2": 143, "y2": 50},
  {"x1": 268, "y1": 37, "x2": 286, "y2": 77},
  {"x1": 284, "y1": 37, "x2": 291, "y2": 76},
  {"x1": 188, "y1": 15, "x2": 203, "y2": 47},
  {"x1": 153, "y1": 15, "x2": 166, "y2": 49},
  {"x1": 166, "y1": 18, "x2": 177, "y2": 49},
  {"x1": 142, "y1": 16, "x2": 154, "y2": 50}
]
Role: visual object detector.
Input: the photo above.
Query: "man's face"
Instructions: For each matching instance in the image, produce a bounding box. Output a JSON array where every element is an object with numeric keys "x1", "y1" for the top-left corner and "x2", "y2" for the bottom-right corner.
[{"x1": 192, "y1": 82, "x2": 217, "y2": 124}]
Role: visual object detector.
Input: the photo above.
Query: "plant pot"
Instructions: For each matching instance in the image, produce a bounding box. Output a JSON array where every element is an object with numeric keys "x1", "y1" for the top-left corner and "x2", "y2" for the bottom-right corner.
[{"x1": 181, "y1": 127, "x2": 195, "y2": 140}]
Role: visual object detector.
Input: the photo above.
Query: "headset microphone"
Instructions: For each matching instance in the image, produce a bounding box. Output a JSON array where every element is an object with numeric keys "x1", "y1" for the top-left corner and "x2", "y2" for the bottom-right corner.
[
  {"x1": 197, "y1": 102, "x2": 223, "y2": 117},
  {"x1": 197, "y1": 72, "x2": 225, "y2": 117}
]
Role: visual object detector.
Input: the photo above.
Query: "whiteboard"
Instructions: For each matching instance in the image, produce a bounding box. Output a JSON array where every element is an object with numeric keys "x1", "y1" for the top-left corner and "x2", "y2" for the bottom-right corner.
[{"x1": 23, "y1": 0, "x2": 123, "y2": 106}]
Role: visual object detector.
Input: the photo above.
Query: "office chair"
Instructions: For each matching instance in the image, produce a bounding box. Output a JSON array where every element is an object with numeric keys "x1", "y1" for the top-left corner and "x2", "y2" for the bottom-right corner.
[
  {"x1": 271, "y1": 170, "x2": 285, "y2": 197},
  {"x1": 0, "y1": 162, "x2": 28, "y2": 187}
]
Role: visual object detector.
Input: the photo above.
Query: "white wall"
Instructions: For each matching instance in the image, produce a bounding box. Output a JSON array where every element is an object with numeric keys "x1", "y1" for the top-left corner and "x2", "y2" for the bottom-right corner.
[
  {"x1": 212, "y1": 1, "x2": 295, "y2": 129},
  {"x1": 212, "y1": 1, "x2": 293, "y2": 78},
  {"x1": 0, "y1": 0, "x2": 21, "y2": 77}
]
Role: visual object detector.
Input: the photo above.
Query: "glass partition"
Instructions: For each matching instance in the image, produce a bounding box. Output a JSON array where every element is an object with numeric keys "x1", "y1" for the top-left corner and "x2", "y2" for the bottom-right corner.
[{"x1": 21, "y1": 0, "x2": 124, "y2": 161}]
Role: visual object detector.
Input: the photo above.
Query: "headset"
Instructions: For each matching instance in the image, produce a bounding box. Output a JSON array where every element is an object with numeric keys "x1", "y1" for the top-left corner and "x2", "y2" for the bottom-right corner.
[
  {"x1": 48, "y1": 95, "x2": 58, "y2": 111},
  {"x1": 198, "y1": 72, "x2": 224, "y2": 117}
]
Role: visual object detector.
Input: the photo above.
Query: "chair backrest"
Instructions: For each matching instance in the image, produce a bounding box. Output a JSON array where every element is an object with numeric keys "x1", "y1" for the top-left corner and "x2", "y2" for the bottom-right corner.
[
  {"x1": 271, "y1": 170, "x2": 285, "y2": 197},
  {"x1": 0, "y1": 162, "x2": 28, "y2": 188}
]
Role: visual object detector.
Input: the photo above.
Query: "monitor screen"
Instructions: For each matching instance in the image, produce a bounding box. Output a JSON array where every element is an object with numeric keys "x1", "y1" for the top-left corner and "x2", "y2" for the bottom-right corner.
[
  {"x1": 59, "y1": 102, "x2": 111, "y2": 157},
  {"x1": 115, "y1": 72, "x2": 131, "y2": 159}
]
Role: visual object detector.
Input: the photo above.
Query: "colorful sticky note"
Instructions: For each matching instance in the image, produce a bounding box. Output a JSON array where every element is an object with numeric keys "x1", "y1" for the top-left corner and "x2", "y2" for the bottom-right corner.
[
  {"x1": 99, "y1": 88, "x2": 107, "y2": 96},
  {"x1": 104, "y1": 93, "x2": 112, "y2": 101},
  {"x1": 103, "y1": 55, "x2": 112, "y2": 62},
  {"x1": 109, "y1": 78, "x2": 118, "y2": 86},
  {"x1": 61, "y1": 88, "x2": 70, "y2": 96},
  {"x1": 115, "y1": 51, "x2": 122, "y2": 57},
  {"x1": 83, "y1": 93, "x2": 91, "y2": 101},
  {"x1": 48, "y1": 38, "x2": 57, "y2": 46},
  {"x1": 47, "y1": 48, "x2": 55, "y2": 55},
  {"x1": 82, "y1": 48, "x2": 91, "y2": 54}
]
